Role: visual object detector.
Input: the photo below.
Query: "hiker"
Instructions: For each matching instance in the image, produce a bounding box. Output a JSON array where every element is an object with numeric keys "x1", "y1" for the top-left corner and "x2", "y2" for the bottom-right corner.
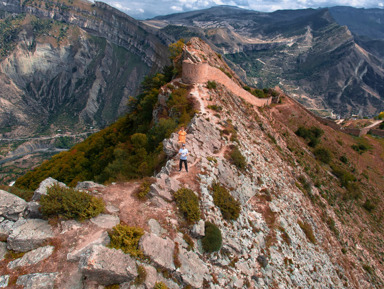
[
  {"x1": 178, "y1": 127, "x2": 187, "y2": 144},
  {"x1": 178, "y1": 143, "x2": 188, "y2": 172}
]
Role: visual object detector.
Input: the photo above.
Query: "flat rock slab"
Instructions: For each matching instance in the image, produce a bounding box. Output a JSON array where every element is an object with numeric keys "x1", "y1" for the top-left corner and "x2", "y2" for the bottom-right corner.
[
  {"x1": 75, "y1": 181, "x2": 105, "y2": 190},
  {"x1": 32, "y1": 177, "x2": 66, "y2": 201},
  {"x1": 16, "y1": 273, "x2": 57, "y2": 289},
  {"x1": 139, "y1": 233, "x2": 175, "y2": 270},
  {"x1": 67, "y1": 231, "x2": 110, "y2": 262},
  {"x1": 0, "y1": 190, "x2": 27, "y2": 221},
  {"x1": 7, "y1": 219, "x2": 54, "y2": 252},
  {"x1": 90, "y1": 214, "x2": 120, "y2": 229},
  {"x1": 0, "y1": 275, "x2": 9, "y2": 288},
  {"x1": 8, "y1": 245, "x2": 54, "y2": 269},
  {"x1": 178, "y1": 247, "x2": 209, "y2": 288},
  {"x1": 0, "y1": 242, "x2": 6, "y2": 261},
  {"x1": 79, "y1": 245, "x2": 138, "y2": 285}
]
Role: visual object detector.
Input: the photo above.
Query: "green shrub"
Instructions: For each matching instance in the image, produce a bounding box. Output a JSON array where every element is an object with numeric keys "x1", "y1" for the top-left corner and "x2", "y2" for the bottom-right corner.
[
  {"x1": 339, "y1": 155, "x2": 348, "y2": 164},
  {"x1": 379, "y1": 122, "x2": 384, "y2": 130},
  {"x1": 211, "y1": 183, "x2": 240, "y2": 220},
  {"x1": 202, "y1": 222, "x2": 222, "y2": 252},
  {"x1": 206, "y1": 81, "x2": 217, "y2": 89},
  {"x1": 295, "y1": 126, "x2": 323, "y2": 147},
  {"x1": 298, "y1": 220, "x2": 316, "y2": 244},
  {"x1": 314, "y1": 147, "x2": 332, "y2": 164},
  {"x1": 351, "y1": 143, "x2": 368, "y2": 154},
  {"x1": 173, "y1": 188, "x2": 200, "y2": 223},
  {"x1": 0, "y1": 185, "x2": 34, "y2": 202},
  {"x1": 154, "y1": 282, "x2": 169, "y2": 289},
  {"x1": 136, "y1": 180, "x2": 152, "y2": 200},
  {"x1": 230, "y1": 146, "x2": 247, "y2": 170},
  {"x1": 108, "y1": 224, "x2": 144, "y2": 257},
  {"x1": 331, "y1": 165, "x2": 356, "y2": 187},
  {"x1": 40, "y1": 184, "x2": 104, "y2": 221},
  {"x1": 134, "y1": 265, "x2": 147, "y2": 285},
  {"x1": 362, "y1": 199, "x2": 376, "y2": 212},
  {"x1": 207, "y1": 104, "x2": 222, "y2": 112}
]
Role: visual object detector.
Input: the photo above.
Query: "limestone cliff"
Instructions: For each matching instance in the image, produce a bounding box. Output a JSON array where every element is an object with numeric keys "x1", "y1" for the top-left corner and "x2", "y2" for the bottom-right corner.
[{"x1": 0, "y1": 0, "x2": 170, "y2": 137}]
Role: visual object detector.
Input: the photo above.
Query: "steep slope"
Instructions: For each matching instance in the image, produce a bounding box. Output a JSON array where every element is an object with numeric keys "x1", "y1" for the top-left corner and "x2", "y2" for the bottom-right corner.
[
  {"x1": 0, "y1": 0, "x2": 170, "y2": 138},
  {"x1": 2, "y1": 38, "x2": 383, "y2": 288},
  {"x1": 147, "y1": 6, "x2": 384, "y2": 117}
]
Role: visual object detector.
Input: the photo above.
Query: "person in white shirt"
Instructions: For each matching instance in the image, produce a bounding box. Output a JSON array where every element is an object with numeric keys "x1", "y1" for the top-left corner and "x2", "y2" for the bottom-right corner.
[{"x1": 178, "y1": 143, "x2": 189, "y2": 172}]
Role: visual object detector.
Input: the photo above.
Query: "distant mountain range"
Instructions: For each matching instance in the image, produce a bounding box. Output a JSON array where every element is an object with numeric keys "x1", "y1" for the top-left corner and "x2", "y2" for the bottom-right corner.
[
  {"x1": 0, "y1": 2, "x2": 383, "y2": 140},
  {"x1": 146, "y1": 6, "x2": 384, "y2": 118}
]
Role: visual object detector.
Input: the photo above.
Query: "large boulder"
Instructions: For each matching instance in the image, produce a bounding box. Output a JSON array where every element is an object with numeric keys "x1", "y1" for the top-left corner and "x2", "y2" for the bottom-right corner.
[
  {"x1": 0, "y1": 190, "x2": 27, "y2": 221},
  {"x1": 32, "y1": 177, "x2": 66, "y2": 201},
  {"x1": 7, "y1": 219, "x2": 54, "y2": 252},
  {"x1": 8, "y1": 245, "x2": 54, "y2": 269},
  {"x1": 67, "y1": 231, "x2": 110, "y2": 262},
  {"x1": 16, "y1": 273, "x2": 57, "y2": 289},
  {"x1": 139, "y1": 233, "x2": 175, "y2": 270},
  {"x1": 79, "y1": 245, "x2": 138, "y2": 285}
]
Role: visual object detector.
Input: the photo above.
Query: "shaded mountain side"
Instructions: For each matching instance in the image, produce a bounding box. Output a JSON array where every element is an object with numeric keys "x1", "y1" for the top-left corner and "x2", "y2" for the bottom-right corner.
[
  {"x1": 2, "y1": 38, "x2": 383, "y2": 288},
  {"x1": 0, "y1": 0, "x2": 170, "y2": 137},
  {"x1": 147, "y1": 6, "x2": 384, "y2": 117}
]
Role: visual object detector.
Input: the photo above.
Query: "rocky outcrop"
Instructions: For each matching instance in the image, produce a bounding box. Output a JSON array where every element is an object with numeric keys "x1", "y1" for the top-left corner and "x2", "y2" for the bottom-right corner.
[
  {"x1": 79, "y1": 245, "x2": 138, "y2": 285},
  {"x1": 8, "y1": 245, "x2": 54, "y2": 269},
  {"x1": 139, "y1": 233, "x2": 175, "y2": 270},
  {"x1": 16, "y1": 272, "x2": 57, "y2": 289},
  {"x1": 7, "y1": 219, "x2": 54, "y2": 252},
  {"x1": 0, "y1": 190, "x2": 27, "y2": 221},
  {"x1": 32, "y1": 177, "x2": 66, "y2": 201}
]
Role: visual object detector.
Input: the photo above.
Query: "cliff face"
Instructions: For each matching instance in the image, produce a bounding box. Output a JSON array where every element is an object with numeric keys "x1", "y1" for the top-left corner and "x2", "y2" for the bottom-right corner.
[
  {"x1": 1, "y1": 38, "x2": 383, "y2": 288},
  {"x1": 0, "y1": 0, "x2": 170, "y2": 137}
]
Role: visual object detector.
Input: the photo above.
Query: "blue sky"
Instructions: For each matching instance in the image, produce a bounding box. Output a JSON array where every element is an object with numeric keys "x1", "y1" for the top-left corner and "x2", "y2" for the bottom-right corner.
[{"x1": 100, "y1": 0, "x2": 384, "y2": 19}]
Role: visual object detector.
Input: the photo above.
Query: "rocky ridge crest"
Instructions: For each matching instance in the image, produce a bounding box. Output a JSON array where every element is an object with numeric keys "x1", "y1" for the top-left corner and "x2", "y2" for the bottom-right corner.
[{"x1": 0, "y1": 38, "x2": 383, "y2": 288}]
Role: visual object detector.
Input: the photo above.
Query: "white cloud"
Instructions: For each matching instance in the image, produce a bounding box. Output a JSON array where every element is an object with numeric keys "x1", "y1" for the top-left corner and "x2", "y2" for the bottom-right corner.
[{"x1": 171, "y1": 5, "x2": 184, "y2": 11}]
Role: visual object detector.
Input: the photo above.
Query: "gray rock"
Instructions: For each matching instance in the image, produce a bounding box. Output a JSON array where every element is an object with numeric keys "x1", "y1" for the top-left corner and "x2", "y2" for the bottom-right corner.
[
  {"x1": 90, "y1": 214, "x2": 120, "y2": 229},
  {"x1": 8, "y1": 245, "x2": 54, "y2": 269},
  {"x1": 163, "y1": 133, "x2": 179, "y2": 157},
  {"x1": 191, "y1": 220, "x2": 205, "y2": 238},
  {"x1": 0, "y1": 190, "x2": 27, "y2": 221},
  {"x1": 25, "y1": 201, "x2": 42, "y2": 219},
  {"x1": 75, "y1": 181, "x2": 105, "y2": 190},
  {"x1": 0, "y1": 242, "x2": 6, "y2": 261},
  {"x1": 7, "y1": 219, "x2": 54, "y2": 252},
  {"x1": 106, "y1": 204, "x2": 119, "y2": 214},
  {"x1": 0, "y1": 219, "x2": 14, "y2": 240},
  {"x1": 148, "y1": 219, "x2": 165, "y2": 236},
  {"x1": 16, "y1": 273, "x2": 57, "y2": 289},
  {"x1": 257, "y1": 255, "x2": 268, "y2": 268},
  {"x1": 0, "y1": 275, "x2": 9, "y2": 288},
  {"x1": 177, "y1": 247, "x2": 209, "y2": 288},
  {"x1": 79, "y1": 245, "x2": 138, "y2": 285},
  {"x1": 67, "y1": 231, "x2": 110, "y2": 262},
  {"x1": 149, "y1": 183, "x2": 173, "y2": 202},
  {"x1": 32, "y1": 177, "x2": 66, "y2": 201},
  {"x1": 139, "y1": 233, "x2": 175, "y2": 270}
]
